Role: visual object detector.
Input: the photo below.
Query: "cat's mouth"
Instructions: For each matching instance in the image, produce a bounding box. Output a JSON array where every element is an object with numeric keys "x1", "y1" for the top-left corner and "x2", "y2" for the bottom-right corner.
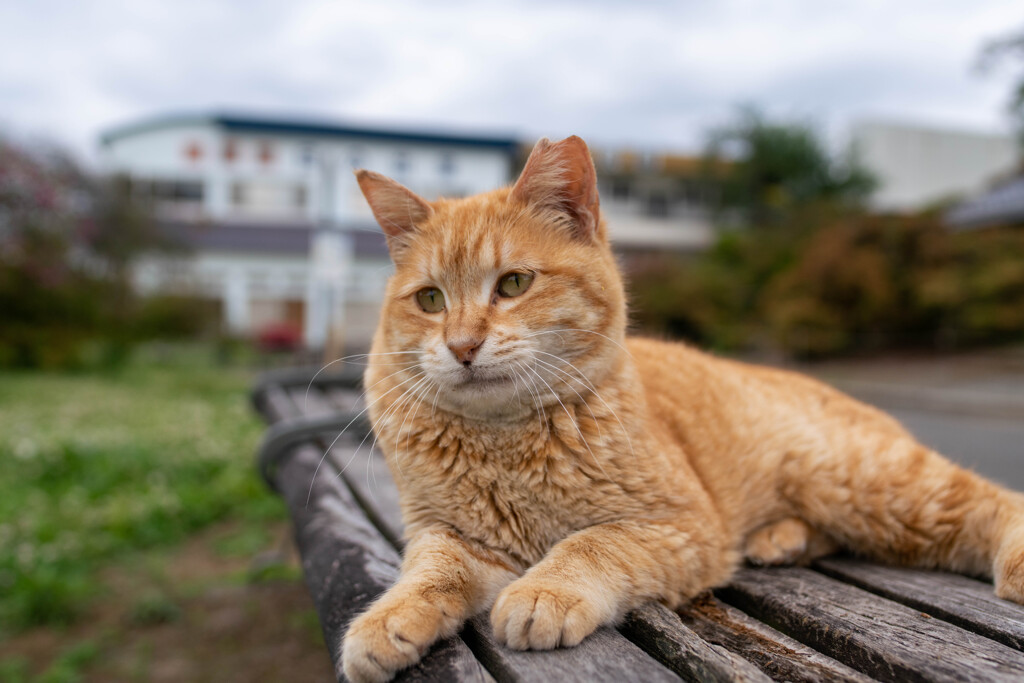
[{"x1": 457, "y1": 370, "x2": 512, "y2": 389}]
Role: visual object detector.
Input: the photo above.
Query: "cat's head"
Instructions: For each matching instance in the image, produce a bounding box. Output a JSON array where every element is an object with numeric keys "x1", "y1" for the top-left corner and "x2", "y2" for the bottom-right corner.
[{"x1": 358, "y1": 136, "x2": 626, "y2": 420}]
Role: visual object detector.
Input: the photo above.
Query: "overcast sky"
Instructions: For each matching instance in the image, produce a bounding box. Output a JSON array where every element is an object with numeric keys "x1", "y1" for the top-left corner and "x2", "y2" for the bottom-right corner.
[{"x1": 1, "y1": 0, "x2": 1021, "y2": 164}]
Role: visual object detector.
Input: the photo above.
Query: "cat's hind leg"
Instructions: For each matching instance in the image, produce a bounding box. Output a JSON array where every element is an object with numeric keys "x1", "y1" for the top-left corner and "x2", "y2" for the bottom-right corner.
[
  {"x1": 744, "y1": 517, "x2": 838, "y2": 566},
  {"x1": 782, "y1": 433, "x2": 1024, "y2": 604},
  {"x1": 995, "y1": 523, "x2": 1024, "y2": 603}
]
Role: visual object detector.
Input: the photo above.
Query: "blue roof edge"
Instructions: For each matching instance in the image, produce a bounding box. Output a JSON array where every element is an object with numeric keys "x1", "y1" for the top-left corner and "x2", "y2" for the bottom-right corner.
[{"x1": 99, "y1": 111, "x2": 520, "y2": 154}]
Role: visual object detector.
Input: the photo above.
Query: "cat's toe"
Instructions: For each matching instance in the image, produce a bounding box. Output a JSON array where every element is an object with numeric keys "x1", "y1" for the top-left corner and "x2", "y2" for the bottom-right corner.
[
  {"x1": 342, "y1": 601, "x2": 437, "y2": 683},
  {"x1": 994, "y1": 531, "x2": 1024, "y2": 605},
  {"x1": 491, "y1": 582, "x2": 601, "y2": 650},
  {"x1": 744, "y1": 518, "x2": 810, "y2": 566}
]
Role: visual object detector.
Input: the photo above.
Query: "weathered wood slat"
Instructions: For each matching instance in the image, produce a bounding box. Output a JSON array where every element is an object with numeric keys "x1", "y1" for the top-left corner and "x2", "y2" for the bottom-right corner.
[
  {"x1": 330, "y1": 445, "x2": 406, "y2": 549},
  {"x1": 272, "y1": 441, "x2": 494, "y2": 682},
  {"x1": 718, "y1": 567, "x2": 1024, "y2": 683},
  {"x1": 676, "y1": 594, "x2": 877, "y2": 683},
  {"x1": 619, "y1": 602, "x2": 771, "y2": 682},
  {"x1": 286, "y1": 385, "x2": 342, "y2": 418},
  {"x1": 814, "y1": 557, "x2": 1024, "y2": 652},
  {"x1": 261, "y1": 383, "x2": 300, "y2": 423},
  {"x1": 327, "y1": 386, "x2": 365, "y2": 414},
  {"x1": 464, "y1": 613, "x2": 681, "y2": 683}
]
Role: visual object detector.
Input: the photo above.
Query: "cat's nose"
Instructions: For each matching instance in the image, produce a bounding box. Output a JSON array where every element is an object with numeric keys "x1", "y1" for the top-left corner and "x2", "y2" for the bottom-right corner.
[{"x1": 448, "y1": 337, "x2": 484, "y2": 366}]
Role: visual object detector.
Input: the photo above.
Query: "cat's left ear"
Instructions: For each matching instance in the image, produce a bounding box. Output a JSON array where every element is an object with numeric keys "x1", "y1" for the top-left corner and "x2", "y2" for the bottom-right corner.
[
  {"x1": 511, "y1": 136, "x2": 602, "y2": 242},
  {"x1": 355, "y1": 170, "x2": 433, "y2": 258}
]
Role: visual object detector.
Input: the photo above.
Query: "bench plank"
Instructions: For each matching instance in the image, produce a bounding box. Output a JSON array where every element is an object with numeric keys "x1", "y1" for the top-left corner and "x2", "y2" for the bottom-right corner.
[
  {"x1": 718, "y1": 567, "x2": 1024, "y2": 683},
  {"x1": 619, "y1": 602, "x2": 772, "y2": 682},
  {"x1": 676, "y1": 594, "x2": 876, "y2": 682},
  {"x1": 330, "y1": 445, "x2": 406, "y2": 549},
  {"x1": 814, "y1": 557, "x2": 1024, "y2": 652},
  {"x1": 463, "y1": 613, "x2": 681, "y2": 683},
  {"x1": 273, "y1": 441, "x2": 494, "y2": 683}
]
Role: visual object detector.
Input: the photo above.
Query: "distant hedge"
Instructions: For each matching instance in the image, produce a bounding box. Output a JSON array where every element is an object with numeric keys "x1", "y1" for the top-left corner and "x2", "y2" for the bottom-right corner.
[{"x1": 628, "y1": 211, "x2": 1024, "y2": 357}]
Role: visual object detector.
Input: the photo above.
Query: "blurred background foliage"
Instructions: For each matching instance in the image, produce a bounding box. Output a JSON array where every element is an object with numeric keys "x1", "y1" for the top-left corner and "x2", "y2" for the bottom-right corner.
[
  {"x1": 630, "y1": 107, "x2": 1024, "y2": 358},
  {"x1": 0, "y1": 139, "x2": 219, "y2": 370}
]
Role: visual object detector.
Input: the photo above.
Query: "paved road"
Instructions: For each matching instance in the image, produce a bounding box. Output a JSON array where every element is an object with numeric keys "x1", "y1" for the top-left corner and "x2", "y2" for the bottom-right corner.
[{"x1": 886, "y1": 407, "x2": 1024, "y2": 492}]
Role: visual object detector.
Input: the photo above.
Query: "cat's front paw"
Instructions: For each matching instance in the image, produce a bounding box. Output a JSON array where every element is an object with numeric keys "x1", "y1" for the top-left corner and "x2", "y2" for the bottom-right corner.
[
  {"x1": 342, "y1": 595, "x2": 450, "y2": 683},
  {"x1": 490, "y1": 579, "x2": 603, "y2": 650}
]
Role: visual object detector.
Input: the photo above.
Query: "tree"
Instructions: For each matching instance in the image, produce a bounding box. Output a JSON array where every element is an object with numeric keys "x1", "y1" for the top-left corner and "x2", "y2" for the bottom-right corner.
[
  {"x1": 704, "y1": 107, "x2": 875, "y2": 227},
  {"x1": 977, "y1": 27, "x2": 1024, "y2": 147},
  {"x1": 0, "y1": 136, "x2": 170, "y2": 367}
]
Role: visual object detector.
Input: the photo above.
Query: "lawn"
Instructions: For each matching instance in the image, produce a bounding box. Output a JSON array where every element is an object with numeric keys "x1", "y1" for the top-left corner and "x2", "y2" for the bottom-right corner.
[{"x1": 0, "y1": 345, "x2": 332, "y2": 682}]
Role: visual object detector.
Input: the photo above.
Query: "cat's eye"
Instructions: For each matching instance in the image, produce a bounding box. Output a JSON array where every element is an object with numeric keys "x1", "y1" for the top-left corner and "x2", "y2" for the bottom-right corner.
[
  {"x1": 497, "y1": 272, "x2": 534, "y2": 298},
  {"x1": 416, "y1": 288, "x2": 445, "y2": 313}
]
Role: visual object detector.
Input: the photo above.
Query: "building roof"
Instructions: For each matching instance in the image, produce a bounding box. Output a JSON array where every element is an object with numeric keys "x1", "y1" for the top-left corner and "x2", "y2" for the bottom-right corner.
[
  {"x1": 159, "y1": 220, "x2": 390, "y2": 258},
  {"x1": 946, "y1": 175, "x2": 1024, "y2": 230},
  {"x1": 101, "y1": 112, "x2": 519, "y2": 154}
]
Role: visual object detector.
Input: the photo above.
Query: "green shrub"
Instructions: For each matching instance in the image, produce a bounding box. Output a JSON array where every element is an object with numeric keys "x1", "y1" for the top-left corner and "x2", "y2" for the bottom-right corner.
[{"x1": 629, "y1": 212, "x2": 1024, "y2": 357}]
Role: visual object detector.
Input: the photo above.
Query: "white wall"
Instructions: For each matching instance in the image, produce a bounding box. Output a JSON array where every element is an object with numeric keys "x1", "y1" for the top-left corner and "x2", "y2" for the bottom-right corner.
[
  {"x1": 102, "y1": 121, "x2": 512, "y2": 224},
  {"x1": 105, "y1": 117, "x2": 512, "y2": 349},
  {"x1": 854, "y1": 121, "x2": 1020, "y2": 211}
]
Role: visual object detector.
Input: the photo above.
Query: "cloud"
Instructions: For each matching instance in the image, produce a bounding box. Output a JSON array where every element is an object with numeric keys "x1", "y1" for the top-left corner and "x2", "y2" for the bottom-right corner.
[{"x1": 0, "y1": 0, "x2": 1019, "y2": 163}]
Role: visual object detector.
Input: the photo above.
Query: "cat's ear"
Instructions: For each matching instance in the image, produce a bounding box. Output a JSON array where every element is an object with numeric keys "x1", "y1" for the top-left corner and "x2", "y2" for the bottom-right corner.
[
  {"x1": 355, "y1": 170, "x2": 432, "y2": 257},
  {"x1": 511, "y1": 136, "x2": 602, "y2": 241}
]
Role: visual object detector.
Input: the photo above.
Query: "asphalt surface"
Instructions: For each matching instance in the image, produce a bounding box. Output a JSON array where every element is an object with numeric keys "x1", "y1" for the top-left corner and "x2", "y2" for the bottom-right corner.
[
  {"x1": 800, "y1": 349, "x2": 1024, "y2": 493},
  {"x1": 883, "y1": 406, "x2": 1024, "y2": 491}
]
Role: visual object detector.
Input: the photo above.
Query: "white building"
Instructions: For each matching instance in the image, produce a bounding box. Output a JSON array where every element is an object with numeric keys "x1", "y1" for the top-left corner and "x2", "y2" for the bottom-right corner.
[
  {"x1": 853, "y1": 120, "x2": 1020, "y2": 212},
  {"x1": 100, "y1": 112, "x2": 518, "y2": 349}
]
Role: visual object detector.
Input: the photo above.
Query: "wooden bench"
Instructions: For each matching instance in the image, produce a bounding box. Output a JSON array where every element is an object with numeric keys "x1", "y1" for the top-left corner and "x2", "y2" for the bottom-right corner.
[{"x1": 252, "y1": 367, "x2": 1024, "y2": 682}]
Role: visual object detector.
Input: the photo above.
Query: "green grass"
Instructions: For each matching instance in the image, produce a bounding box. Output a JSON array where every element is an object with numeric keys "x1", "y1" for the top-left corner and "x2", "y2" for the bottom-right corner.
[{"x1": 0, "y1": 344, "x2": 284, "y2": 632}]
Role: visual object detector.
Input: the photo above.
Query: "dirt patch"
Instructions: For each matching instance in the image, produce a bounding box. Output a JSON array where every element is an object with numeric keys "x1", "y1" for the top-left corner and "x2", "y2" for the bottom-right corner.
[{"x1": 1, "y1": 521, "x2": 334, "y2": 683}]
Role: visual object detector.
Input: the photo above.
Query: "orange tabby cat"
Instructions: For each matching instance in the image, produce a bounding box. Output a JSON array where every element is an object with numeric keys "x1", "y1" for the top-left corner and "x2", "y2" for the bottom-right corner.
[{"x1": 341, "y1": 136, "x2": 1024, "y2": 683}]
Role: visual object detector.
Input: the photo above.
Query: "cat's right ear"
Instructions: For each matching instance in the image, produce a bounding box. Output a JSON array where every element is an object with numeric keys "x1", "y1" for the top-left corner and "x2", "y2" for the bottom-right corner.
[
  {"x1": 355, "y1": 170, "x2": 432, "y2": 259},
  {"x1": 511, "y1": 136, "x2": 603, "y2": 242}
]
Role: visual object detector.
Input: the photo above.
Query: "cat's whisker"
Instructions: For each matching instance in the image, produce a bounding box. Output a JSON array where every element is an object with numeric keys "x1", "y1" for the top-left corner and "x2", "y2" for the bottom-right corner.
[
  {"x1": 532, "y1": 357, "x2": 604, "y2": 442},
  {"x1": 394, "y1": 377, "x2": 429, "y2": 468},
  {"x1": 304, "y1": 350, "x2": 418, "y2": 411},
  {"x1": 533, "y1": 350, "x2": 637, "y2": 464},
  {"x1": 398, "y1": 381, "x2": 431, "y2": 482},
  {"x1": 508, "y1": 364, "x2": 525, "y2": 410},
  {"x1": 523, "y1": 362, "x2": 613, "y2": 483},
  {"x1": 430, "y1": 381, "x2": 443, "y2": 417},
  {"x1": 322, "y1": 372, "x2": 425, "y2": 495},
  {"x1": 514, "y1": 360, "x2": 547, "y2": 434},
  {"x1": 366, "y1": 375, "x2": 431, "y2": 484},
  {"x1": 347, "y1": 378, "x2": 420, "y2": 488},
  {"x1": 526, "y1": 328, "x2": 632, "y2": 357}
]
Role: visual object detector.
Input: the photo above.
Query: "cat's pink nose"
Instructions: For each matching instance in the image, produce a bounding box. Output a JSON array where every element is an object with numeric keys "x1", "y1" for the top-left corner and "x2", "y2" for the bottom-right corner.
[{"x1": 448, "y1": 338, "x2": 483, "y2": 366}]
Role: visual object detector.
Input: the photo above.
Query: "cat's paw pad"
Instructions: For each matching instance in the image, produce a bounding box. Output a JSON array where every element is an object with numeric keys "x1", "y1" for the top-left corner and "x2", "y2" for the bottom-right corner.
[
  {"x1": 744, "y1": 518, "x2": 810, "y2": 567},
  {"x1": 490, "y1": 581, "x2": 601, "y2": 650},
  {"x1": 995, "y1": 533, "x2": 1024, "y2": 605},
  {"x1": 341, "y1": 599, "x2": 444, "y2": 683}
]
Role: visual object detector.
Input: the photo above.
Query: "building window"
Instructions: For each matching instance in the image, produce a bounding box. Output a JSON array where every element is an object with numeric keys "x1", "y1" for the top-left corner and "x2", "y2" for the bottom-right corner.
[
  {"x1": 223, "y1": 139, "x2": 238, "y2": 162},
  {"x1": 646, "y1": 191, "x2": 670, "y2": 218},
  {"x1": 393, "y1": 151, "x2": 410, "y2": 175},
  {"x1": 230, "y1": 180, "x2": 307, "y2": 216},
  {"x1": 610, "y1": 179, "x2": 631, "y2": 200},
  {"x1": 293, "y1": 185, "x2": 308, "y2": 209},
  {"x1": 183, "y1": 141, "x2": 203, "y2": 162},
  {"x1": 231, "y1": 182, "x2": 247, "y2": 206},
  {"x1": 349, "y1": 146, "x2": 365, "y2": 169},
  {"x1": 133, "y1": 178, "x2": 205, "y2": 203},
  {"x1": 439, "y1": 152, "x2": 456, "y2": 176},
  {"x1": 299, "y1": 144, "x2": 315, "y2": 166},
  {"x1": 258, "y1": 141, "x2": 275, "y2": 165}
]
